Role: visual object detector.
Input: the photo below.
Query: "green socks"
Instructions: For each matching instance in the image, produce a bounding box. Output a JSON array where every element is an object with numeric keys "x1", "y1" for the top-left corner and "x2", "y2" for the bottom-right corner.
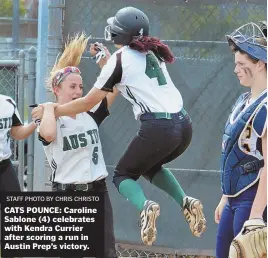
[
  {"x1": 118, "y1": 168, "x2": 186, "y2": 211},
  {"x1": 151, "y1": 167, "x2": 186, "y2": 207},
  {"x1": 118, "y1": 179, "x2": 147, "y2": 212}
]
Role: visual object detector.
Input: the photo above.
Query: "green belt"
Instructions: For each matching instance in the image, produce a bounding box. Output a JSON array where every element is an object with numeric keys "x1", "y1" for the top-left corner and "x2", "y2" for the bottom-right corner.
[{"x1": 152, "y1": 108, "x2": 187, "y2": 119}]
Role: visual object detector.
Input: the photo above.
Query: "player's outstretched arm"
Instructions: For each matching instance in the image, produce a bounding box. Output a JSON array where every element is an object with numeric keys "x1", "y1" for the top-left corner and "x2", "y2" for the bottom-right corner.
[
  {"x1": 39, "y1": 103, "x2": 58, "y2": 142},
  {"x1": 106, "y1": 87, "x2": 119, "y2": 108},
  {"x1": 54, "y1": 42, "x2": 118, "y2": 117},
  {"x1": 10, "y1": 122, "x2": 37, "y2": 141},
  {"x1": 90, "y1": 42, "x2": 118, "y2": 109},
  {"x1": 54, "y1": 87, "x2": 108, "y2": 117},
  {"x1": 249, "y1": 131, "x2": 267, "y2": 219}
]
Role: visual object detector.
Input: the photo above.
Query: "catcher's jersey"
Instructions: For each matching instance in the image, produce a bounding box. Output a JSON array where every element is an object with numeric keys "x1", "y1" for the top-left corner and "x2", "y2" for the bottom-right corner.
[
  {"x1": 94, "y1": 46, "x2": 183, "y2": 119},
  {"x1": 39, "y1": 99, "x2": 109, "y2": 184},
  {"x1": 0, "y1": 94, "x2": 22, "y2": 162},
  {"x1": 238, "y1": 94, "x2": 266, "y2": 159},
  {"x1": 221, "y1": 90, "x2": 267, "y2": 196}
]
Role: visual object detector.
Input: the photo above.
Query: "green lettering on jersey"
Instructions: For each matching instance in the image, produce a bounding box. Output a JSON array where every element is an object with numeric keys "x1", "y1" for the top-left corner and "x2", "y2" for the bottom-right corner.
[
  {"x1": 62, "y1": 131, "x2": 100, "y2": 168},
  {"x1": 92, "y1": 129, "x2": 99, "y2": 144},
  {"x1": 78, "y1": 133, "x2": 87, "y2": 147},
  {"x1": 92, "y1": 146, "x2": 98, "y2": 165},
  {"x1": 63, "y1": 133, "x2": 88, "y2": 151},
  {"x1": 69, "y1": 135, "x2": 79, "y2": 149},
  {"x1": 87, "y1": 130, "x2": 95, "y2": 144},
  {"x1": 63, "y1": 136, "x2": 72, "y2": 151},
  {"x1": 145, "y1": 53, "x2": 167, "y2": 86},
  {"x1": 0, "y1": 117, "x2": 12, "y2": 129}
]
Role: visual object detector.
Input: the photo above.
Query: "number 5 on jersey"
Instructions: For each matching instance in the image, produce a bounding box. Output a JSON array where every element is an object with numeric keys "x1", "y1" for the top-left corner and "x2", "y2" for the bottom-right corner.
[
  {"x1": 92, "y1": 146, "x2": 98, "y2": 165},
  {"x1": 145, "y1": 53, "x2": 167, "y2": 86}
]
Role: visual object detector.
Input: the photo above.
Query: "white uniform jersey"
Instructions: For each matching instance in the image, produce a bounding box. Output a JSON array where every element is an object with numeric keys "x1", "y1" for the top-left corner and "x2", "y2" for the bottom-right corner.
[
  {"x1": 0, "y1": 94, "x2": 22, "y2": 162},
  {"x1": 39, "y1": 99, "x2": 109, "y2": 184},
  {"x1": 94, "y1": 46, "x2": 183, "y2": 119}
]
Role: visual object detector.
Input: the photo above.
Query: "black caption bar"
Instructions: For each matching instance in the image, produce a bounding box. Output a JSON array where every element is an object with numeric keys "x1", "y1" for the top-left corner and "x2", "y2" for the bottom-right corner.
[{"x1": 0, "y1": 192, "x2": 104, "y2": 257}]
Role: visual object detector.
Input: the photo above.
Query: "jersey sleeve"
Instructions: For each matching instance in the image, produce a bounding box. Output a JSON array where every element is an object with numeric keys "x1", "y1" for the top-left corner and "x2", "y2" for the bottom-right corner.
[
  {"x1": 6, "y1": 98, "x2": 22, "y2": 126},
  {"x1": 38, "y1": 133, "x2": 52, "y2": 146},
  {"x1": 12, "y1": 108, "x2": 22, "y2": 126},
  {"x1": 36, "y1": 123, "x2": 52, "y2": 146},
  {"x1": 87, "y1": 97, "x2": 109, "y2": 126},
  {"x1": 93, "y1": 52, "x2": 123, "y2": 92}
]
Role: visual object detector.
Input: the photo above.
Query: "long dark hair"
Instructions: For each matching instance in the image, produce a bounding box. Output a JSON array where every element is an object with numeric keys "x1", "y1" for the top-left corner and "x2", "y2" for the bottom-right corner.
[{"x1": 129, "y1": 36, "x2": 175, "y2": 63}]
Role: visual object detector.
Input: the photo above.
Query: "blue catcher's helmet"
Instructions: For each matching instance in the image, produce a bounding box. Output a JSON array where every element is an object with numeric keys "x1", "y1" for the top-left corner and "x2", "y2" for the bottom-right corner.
[{"x1": 226, "y1": 22, "x2": 267, "y2": 63}]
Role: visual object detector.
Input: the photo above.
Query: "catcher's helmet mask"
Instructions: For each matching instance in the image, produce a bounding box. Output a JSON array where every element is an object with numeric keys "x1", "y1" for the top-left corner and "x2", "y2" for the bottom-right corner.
[
  {"x1": 226, "y1": 22, "x2": 267, "y2": 63},
  {"x1": 259, "y1": 21, "x2": 267, "y2": 37},
  {"x1": 104, "y1": 7, "x2": 150, "y2": 45}
]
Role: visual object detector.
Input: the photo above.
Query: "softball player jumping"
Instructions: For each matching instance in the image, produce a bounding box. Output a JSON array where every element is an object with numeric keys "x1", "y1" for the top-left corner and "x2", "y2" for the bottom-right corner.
[
  {"x1": 33, "y1": 33, "x2": 118, "y2": 257},
  {"x1": 215, "y1": 22, "x2": 267, "y2": 258},
  {"x1": 33, "y1": 7, "x2": 206, "y2": 245},
  {"x1": 0, "y1": 94, "x2": 37, "y2": 191}
]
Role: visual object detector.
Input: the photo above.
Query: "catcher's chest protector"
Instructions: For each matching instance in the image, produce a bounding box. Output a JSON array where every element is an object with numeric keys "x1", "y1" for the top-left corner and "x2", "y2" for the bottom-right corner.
[{"x1": 221, "y1": 91, "x2": 267, "y2": 196}]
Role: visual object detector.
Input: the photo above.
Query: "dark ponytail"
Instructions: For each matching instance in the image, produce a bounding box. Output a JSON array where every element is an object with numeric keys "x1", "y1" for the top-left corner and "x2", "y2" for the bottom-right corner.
[{"x1": 129, "y1": 36, "x2": 175, "y2": 63}]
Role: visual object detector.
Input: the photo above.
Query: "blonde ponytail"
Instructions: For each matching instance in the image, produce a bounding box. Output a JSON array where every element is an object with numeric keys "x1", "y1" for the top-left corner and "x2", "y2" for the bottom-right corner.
[{"x1": 46, "y1": 32, "x2": 90, "y2": 91}]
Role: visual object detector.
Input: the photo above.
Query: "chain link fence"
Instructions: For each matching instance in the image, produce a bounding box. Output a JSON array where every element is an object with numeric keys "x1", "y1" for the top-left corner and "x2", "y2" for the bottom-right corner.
[
  {"x1": 0, "y1": 47, "x2": 37, "y2": 192},
  {"x1": 61, "y1": 0, "x2": 267, "y2": 256},
  {"x1": 115, "y1": 243, "x2": 215, "y2": 257}
]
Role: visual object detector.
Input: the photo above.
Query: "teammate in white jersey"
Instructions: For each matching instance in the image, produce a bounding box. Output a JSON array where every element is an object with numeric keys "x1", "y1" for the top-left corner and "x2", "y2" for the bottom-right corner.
[
  {"x1": 34, "y1": 33, "x2": 118, "y2": 257},
  {"x1": 0, "y1": 94, "x2": 37, "y2": 191},
  {"x1": 33, "y1": 7, "x2": 206, "y2": 245}
]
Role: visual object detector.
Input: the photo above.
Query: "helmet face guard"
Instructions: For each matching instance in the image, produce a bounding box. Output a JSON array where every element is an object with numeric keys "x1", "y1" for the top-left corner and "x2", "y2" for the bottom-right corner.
[
  {"x1": 104, "y1": 17, "x2": 118, "y2": 42},
  {"x1": 104, "y1": 24, "x2": 112, "y2": 41},
  {"x1": 226, "y1": 22, "x2": 267, "y2": 63}
]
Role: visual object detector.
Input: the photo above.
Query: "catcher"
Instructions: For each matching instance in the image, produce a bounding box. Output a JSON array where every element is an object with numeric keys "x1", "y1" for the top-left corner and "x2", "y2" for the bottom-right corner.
[
  {"x1": 214, "y1": 21, "x2": 267, "y2": 258},
  {"x1": 228, "y1": 21, "x2": 267, "y2": 258}
]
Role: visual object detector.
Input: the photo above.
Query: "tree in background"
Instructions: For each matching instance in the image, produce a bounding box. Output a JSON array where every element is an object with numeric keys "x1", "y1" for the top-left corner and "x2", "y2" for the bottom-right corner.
[{"x1": 0, "y1": 0, "x2": 26, "y2": 17}]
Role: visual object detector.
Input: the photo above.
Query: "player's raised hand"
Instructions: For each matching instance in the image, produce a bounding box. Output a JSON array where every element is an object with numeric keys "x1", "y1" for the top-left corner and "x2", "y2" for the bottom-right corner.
[
  {"x1": 90, "y1": 42, "x2": 111, "y2": 68},
  {"x1": 31, "y1": 103, "x2": 58, "y2": 121},
  {"x1": 41, "y1": 102, "x2": 59, "y2": 109},
  {"x1": 31, "y1": 105, "x2": 43, "y2": 121}
]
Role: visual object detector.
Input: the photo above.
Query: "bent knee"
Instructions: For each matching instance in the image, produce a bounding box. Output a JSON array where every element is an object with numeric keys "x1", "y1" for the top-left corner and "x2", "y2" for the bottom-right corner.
[{"x1": 112, "y1": 171, "x2": 139, "y2": 190}]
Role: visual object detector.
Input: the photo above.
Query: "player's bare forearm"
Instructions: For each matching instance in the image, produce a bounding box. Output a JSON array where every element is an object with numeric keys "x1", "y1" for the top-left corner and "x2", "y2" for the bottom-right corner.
[
  {"x1": 106, "y1": 87, "x2": 119, "y2": 108},
  {"x1": 99, "y1": 59, "x2": 108, "y2": 69},
  {"x1": 39, "y1": 106, "x2": 57, "y2": 142},
  {"x1": 10, "y1": 122, "x2": 37, "y2": 140},
  {"x1": 249, "y1": 132, "x2": 267, "y2": 219},
  {"x1": 54, "y1": 97, "x2": 88, "y2": 117},
  {"x1": 55, "y1": 87, "x2": 108, "y2": 116}
]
